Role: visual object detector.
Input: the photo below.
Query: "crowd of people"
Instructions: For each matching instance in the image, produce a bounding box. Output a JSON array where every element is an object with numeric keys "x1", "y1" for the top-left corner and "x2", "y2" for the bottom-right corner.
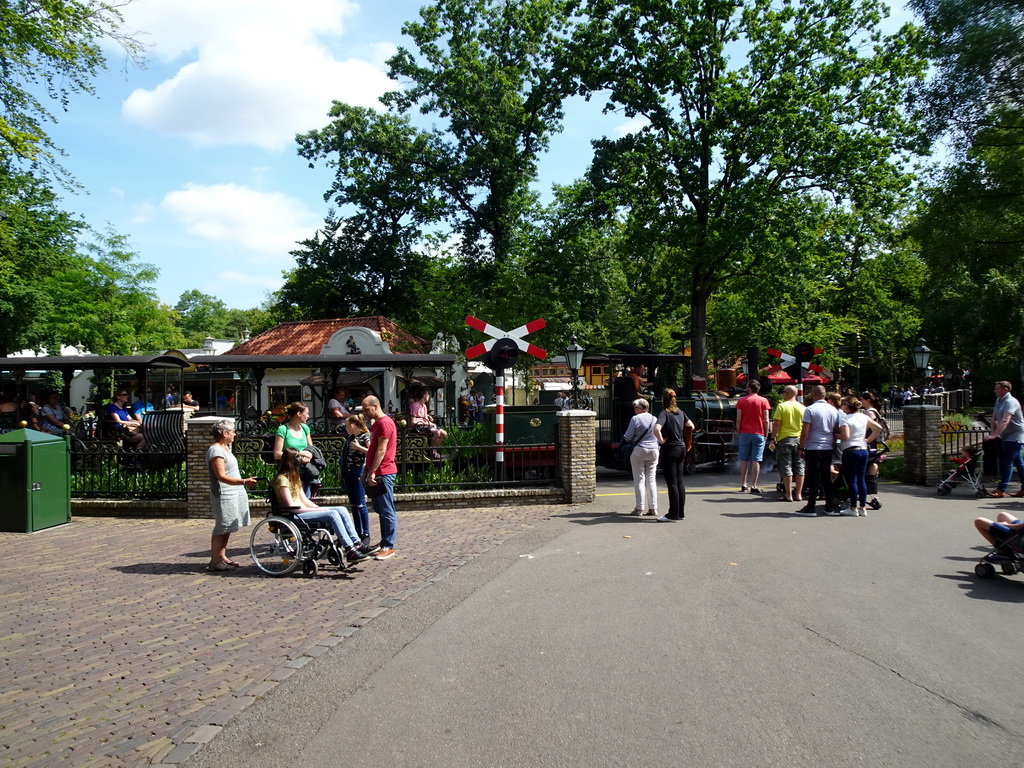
[{"x1": 205, "y1": 393, "x2": 402, "y2": 572}]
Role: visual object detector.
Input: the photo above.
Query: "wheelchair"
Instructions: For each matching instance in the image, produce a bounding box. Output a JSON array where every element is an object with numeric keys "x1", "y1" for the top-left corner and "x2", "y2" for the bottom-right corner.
[{"x1": 248, "y1": 481, "x2": 354, "y2": 578}]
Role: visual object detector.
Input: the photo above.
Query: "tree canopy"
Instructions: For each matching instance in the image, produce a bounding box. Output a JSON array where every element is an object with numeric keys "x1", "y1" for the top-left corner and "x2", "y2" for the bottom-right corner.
[{"x1": 0, "y1": 0, "x2": 143, "y2": 179}]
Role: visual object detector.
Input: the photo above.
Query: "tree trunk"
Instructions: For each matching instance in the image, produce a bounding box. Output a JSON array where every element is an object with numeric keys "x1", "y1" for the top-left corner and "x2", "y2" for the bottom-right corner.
[{"x1": 690, "y1": 282, "x2": 709, "y2": 383}]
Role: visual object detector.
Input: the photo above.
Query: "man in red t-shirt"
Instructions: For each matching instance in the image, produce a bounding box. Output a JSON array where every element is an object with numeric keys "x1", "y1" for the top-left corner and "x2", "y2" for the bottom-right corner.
[
  {"x1": 735, "y1": 380, "x2": 771, "y2": 493},
  {"x1": 362, "y1": 395, "x2": 398, "y2": 559}
]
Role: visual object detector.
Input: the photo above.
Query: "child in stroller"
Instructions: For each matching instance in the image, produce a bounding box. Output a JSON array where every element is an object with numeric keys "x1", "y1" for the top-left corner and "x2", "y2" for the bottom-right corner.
[
  {"x1": 937, "y1": 445, "x2": 986, "y2": 497},
  {"x1": 973, "y1": 512, "x2": 1024, "y2": 578}
]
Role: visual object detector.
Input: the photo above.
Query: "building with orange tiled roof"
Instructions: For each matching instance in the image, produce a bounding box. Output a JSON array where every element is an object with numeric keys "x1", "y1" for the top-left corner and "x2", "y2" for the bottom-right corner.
[
  {"x1": 196, "y1": 316, "x2": 462, "y2": 425},
  {"x1": 225, "y1": 316, "x2": 430, "y2": 357}
]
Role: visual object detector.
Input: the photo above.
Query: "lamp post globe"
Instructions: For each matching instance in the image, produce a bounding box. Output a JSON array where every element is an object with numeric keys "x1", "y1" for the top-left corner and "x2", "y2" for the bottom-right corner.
[{"x1": 564, "y1": 336, "x2": 585, "y2": 409}]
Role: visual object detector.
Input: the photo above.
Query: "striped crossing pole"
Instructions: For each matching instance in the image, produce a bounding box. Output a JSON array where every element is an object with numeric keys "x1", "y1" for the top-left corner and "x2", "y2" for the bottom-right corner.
[
  {"x1": 464, "y1": 315, "x2": 547, "y2": 483},
  {"x1": 495, "y1": 372, "x2": 505, "y2": 477}
]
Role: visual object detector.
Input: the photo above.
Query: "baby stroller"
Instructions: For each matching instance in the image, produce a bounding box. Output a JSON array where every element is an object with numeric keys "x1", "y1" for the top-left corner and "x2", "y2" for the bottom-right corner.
[
  {"x1": 975, "y1": 528, "x2": 1024, "y2": 579},
  {"x1": 937, "y1": 448, "x2": 986, "y2": 498},
  {"x1": 830, "y1": 441, "x2": 889, "y2": 511}
]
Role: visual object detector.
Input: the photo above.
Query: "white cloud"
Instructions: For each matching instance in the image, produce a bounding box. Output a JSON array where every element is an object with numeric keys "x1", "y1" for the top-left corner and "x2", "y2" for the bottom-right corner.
[
  {"x1": 614, "y1": 116, "x2": 650, "y2": 137},
  {"x1": 217, "y1": 270, "x2": 282, "y2": 290},
  {"x1": 160, "y1": 183, "x2": 318, "y2": 258},
  {"x1": 120, "y1": 0, "x2": 397, "y2": 150}
]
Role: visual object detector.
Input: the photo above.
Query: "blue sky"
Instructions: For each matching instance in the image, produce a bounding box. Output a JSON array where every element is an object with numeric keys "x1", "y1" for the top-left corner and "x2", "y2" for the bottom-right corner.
[{"x1": 45, "y1": 0, "x2": 914, "y2": 313}]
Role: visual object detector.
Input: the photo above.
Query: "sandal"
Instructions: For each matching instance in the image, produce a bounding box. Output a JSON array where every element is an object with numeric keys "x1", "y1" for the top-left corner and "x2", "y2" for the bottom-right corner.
[
  {"x1": 223, "y1": 559, "x2": 243, "y2": 568},
  {"x1": 206, "y1": 561, "x2": 232, "y2": 572}
]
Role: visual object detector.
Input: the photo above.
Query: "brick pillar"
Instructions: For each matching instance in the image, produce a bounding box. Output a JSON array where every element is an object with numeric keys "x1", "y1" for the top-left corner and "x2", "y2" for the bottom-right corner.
[
  {"x1": 557, "y1": 409, "x2": 596, "y2": 503},
  {"x1": 902, "y1": 405, "x2": 943, "y2": 485},
  {"x1": 186, "y1": 416, "x2": 230, "y2": 519}
]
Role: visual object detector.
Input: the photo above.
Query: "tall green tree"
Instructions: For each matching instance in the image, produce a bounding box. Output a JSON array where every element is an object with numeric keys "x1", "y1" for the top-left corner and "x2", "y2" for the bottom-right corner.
[
  {"x1": 0, "y1": 0, "x2": 143, "y2": 179},
  {"x1": 0, "y1": 160, "x2": 83, "y2": 354},
  {"x1": 297, "y1": 0, "x2": 572, "y2": 295},
  {"x1": 567, "y1": 0, "x2": 928, "y2": 375},
  {"x1": 54, "y1": 227, "x2": 183, "y2": 354},
  {"x1": 909, "y1": 0, "x2": 1024, "y2": 383},
  {"x1": 908, "y1": 0, "x2": 1024, "y2": 147}
]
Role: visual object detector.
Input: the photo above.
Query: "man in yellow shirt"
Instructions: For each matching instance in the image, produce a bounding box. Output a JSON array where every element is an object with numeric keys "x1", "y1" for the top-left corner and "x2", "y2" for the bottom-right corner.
[{"x1": 770, "y1": 385, "x2": 806, "y2": 502}]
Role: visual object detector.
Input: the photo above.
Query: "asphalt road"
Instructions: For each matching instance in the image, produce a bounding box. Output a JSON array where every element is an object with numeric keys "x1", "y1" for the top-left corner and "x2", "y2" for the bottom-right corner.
[{"x1": 186, "y1": 472, "x2": 1024, "y2": 768}]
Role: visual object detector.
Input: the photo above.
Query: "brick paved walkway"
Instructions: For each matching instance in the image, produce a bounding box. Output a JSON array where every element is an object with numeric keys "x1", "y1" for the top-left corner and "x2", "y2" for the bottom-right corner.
[{"x1": 0, "y1": 503, "x2": 561, "y2": 767}]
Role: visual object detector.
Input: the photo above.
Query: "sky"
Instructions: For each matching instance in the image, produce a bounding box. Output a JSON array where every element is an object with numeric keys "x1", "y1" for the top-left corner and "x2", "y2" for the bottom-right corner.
[
  {"x1": 43, "y1": 0, "x2": 620, "y2": 312},
  {"x1": 43, "y1": 0, "x2": 915, "y2": 314}
]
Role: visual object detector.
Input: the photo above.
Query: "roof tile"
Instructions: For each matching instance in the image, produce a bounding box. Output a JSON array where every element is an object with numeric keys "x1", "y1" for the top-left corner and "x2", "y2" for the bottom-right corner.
[{"x1": 225, "y1": 316, "x2": 429, "y2": 356}]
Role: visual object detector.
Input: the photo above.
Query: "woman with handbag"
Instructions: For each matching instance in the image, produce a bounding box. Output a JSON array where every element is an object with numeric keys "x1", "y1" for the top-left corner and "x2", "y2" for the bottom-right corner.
[
  {"x1": 623, "y1": 398, "x2": 660, "y2": 516},
  {"x1": 654, "y1": 388, "x2": 695, "y2": 521}
]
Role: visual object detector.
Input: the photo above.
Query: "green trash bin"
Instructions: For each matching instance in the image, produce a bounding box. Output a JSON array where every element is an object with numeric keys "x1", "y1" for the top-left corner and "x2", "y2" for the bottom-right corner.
[{"x1": 0, "y1": 429, "x2": 72, "y2": 533}]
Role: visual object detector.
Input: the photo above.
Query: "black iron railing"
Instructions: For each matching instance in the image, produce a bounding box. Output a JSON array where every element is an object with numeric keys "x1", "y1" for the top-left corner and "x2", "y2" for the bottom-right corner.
[
  {"x1": 232, "y1": 427, "x2": 559, "y2": 497},
  {"x1": 70, "y1": 439, "x2": 186, "y2": 499}
]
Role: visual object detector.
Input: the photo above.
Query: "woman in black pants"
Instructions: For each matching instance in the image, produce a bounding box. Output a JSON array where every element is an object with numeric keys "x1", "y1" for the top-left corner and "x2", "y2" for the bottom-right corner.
[{"x1": 654, "y1": 388, "x2": 695, "y2": 521}]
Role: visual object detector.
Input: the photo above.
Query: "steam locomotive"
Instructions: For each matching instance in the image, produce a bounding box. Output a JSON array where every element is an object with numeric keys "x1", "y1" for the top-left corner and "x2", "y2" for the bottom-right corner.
[{"x1": 586, "y1": 350, "x2": 739, "y2": 473}]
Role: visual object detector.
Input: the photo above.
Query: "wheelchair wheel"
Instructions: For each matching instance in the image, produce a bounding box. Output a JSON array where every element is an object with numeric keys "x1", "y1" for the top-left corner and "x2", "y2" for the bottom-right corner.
[
  {"x1": 302, "y1": 559, "x2": 319, "y2": 577},
  {"x1": 975, "y1": 562, "x2": 996, "y2": 579},
  {"x1": 250, "y1": 517, "x2": 303, "y2": 576}
]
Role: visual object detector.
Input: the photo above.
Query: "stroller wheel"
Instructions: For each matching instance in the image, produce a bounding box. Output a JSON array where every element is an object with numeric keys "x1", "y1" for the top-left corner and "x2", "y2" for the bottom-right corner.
[
  {"x1": 937, "y1": 484, "x2": 952, "y2": 496},
  {"x1": 1001, "y1": 562, "x2": 1018, "y2": 575},
  {"x1": 975, "y1": 489, "x2": 987, "y2": 499},
  {"x1": 868, "y1": 498, "x2": 882, "y2": 510},
  {"x1": 975, "y1": 562, "x2": 996, "y2": 579}
]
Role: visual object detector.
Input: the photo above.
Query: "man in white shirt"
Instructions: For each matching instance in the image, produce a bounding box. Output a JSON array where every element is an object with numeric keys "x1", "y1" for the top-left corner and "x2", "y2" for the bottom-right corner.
[{"x1": 795, "y1": 385, "x2": 839, "y2": 517}]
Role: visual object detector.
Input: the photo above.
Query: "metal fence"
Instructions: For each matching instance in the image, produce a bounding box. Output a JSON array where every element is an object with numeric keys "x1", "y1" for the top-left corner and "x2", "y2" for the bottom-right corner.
[
  {"x1": 939, "y1": 428, "x2": 989, "y2": 463},
  {"x1": 231, "y1": 427, "x2": 559, "y2": 498},
  {"x1": 69, "y1": 439, "x2": 186, "y2": 499}
]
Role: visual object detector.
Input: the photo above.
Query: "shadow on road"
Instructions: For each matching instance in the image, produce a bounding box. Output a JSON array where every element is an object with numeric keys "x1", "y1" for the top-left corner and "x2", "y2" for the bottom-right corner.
[{"x1": 933, "y1": 572, "x2": 1024, "y2": 602}]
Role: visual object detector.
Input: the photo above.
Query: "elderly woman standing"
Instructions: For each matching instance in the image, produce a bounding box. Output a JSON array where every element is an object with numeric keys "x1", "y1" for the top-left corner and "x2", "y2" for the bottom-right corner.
[
  {"x1": 624, "y1": 398, "x2": 660, "y2": 516},
  {"x1": 207, "y1": 419, "x2": 258, "y2": 571}
]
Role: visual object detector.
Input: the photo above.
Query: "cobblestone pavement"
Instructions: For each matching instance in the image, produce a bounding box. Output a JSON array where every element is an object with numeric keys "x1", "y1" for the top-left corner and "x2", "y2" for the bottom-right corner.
[{"x1": 0, "y1": 503, "x2": 561, "y2": 767}]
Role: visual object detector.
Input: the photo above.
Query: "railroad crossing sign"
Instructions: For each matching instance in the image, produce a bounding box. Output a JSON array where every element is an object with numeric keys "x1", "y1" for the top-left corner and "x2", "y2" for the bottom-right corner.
[
  {"x1": 464, "y1": 316, "x2": 547, "y2": 368},
  {"x1": 465, "y1": 316, "x2": 547, "y2": 475},
  {"x1": 766, "y1": 345, "x2": 824, "y2": 397}
]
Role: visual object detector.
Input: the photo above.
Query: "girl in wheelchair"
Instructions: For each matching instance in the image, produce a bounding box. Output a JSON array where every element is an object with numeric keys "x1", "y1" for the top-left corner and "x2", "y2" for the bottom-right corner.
[{"x1": 274, "y1": 448, "x2": 377, "y2": 563}]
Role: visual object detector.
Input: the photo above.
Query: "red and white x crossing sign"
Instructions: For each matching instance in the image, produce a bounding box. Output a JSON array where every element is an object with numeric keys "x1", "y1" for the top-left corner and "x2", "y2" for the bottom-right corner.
[
  {"x1": 465, "y1": 315, "x2": 547, "y2": 475},
  {"x1": 464, "y1": 316, "x2": 547, "y2": 361}
]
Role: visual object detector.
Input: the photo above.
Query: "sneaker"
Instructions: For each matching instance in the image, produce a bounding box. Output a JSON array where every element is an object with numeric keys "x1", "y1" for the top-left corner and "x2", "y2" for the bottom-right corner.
[
  {"x1": 823, "y1": 506, "x2": 841, "y2": 516},
  {"x1": 740, "y1": 485, "x2": 748, "y2": 492},
  {"x1": 656, "y1": 516, "x2": 678, "y2": 522},
  {"x1": 345, "y1": 547, "x2": 371, "y2": 563},
  {"x1": 839, "y1": 507, "x2": 859, "y2": 517},
  {"x1": 628, "y1": 509, "x2": 642, "y2": 517},
  {"x1": 750, "y1": 487, "x2": 762, "y2": 495},
  {"x1": 374, "y1": 547, "x2": 395, "y2": 560},
  {"x1": 645, "y1": 509, "x2": 657, "y2": 516},
  {"x1": 361, "y1": 541, "x2": 381, "y2": 555},
  {"x1": 858, "y1": 508, "x2": 868, "y2": 517},
  {"x1": 793, "y1": 507, "x2": 818, "y2": 517}
]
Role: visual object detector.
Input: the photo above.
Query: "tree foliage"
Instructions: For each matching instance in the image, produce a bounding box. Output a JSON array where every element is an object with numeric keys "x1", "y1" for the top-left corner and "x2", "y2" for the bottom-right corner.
[
  {"x1": 0, "y1": 0, "x2": 143, "y2": 179},
  {"x1": 566, "y1": 0, "x2": 928, "y2": 374}
]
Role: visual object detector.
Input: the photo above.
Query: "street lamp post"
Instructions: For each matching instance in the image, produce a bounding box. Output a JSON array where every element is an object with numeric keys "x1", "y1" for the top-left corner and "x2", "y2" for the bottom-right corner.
[
  {"x1": 564, "y1": 336, "x2": 585, "y2": 409},
  {"x1": 911, "y1": 337, "x2": 932, "y2": 392}
]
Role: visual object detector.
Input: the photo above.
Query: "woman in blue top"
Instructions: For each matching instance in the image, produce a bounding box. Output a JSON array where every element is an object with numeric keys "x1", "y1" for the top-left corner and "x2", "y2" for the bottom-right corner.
[{"x1": 273, "y1": 402, "x2": 314, "y2": 495}]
